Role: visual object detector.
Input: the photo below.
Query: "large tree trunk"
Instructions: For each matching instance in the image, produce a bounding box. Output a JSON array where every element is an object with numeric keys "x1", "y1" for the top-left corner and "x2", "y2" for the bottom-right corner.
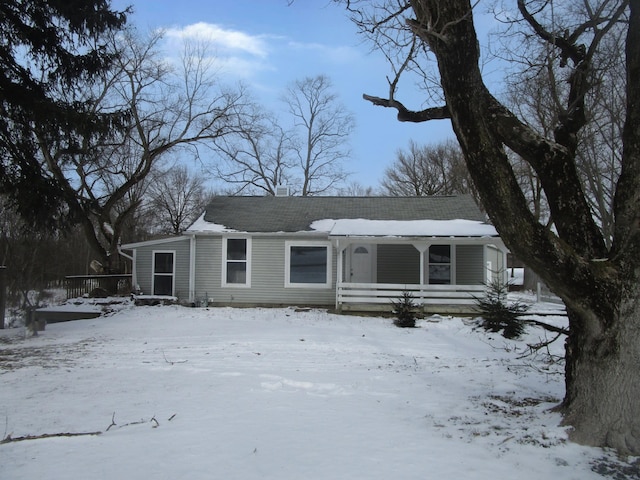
[
  {"x1": 563, "y1": 288, "x2": 640, "y2": 454},
  {"x1": 405, "y1": 0, "x2": 640, "y2": 454}
]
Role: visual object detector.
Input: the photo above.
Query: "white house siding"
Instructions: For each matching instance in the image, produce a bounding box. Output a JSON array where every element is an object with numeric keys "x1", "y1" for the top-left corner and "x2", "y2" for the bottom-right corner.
[
  {"x1": 134, "y1": 237, "x2": 192, "y2": 299},
  {"x1": 455, "y1": 245, "x2": 485, "y2": 285},
  {"x1": 193, "y1": 235, "x2": 337, "y2": 307}
]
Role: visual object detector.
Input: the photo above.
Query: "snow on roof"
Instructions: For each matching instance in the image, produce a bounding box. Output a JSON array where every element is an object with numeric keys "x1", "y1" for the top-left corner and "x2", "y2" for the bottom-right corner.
[
  {"x1": 186, "y1": 213, "x2": 235, "y2": 233},
  {"x1": 311, "y1": 218, "x2": 498, "y2": 237},
  {"x1": 187, "y1": 214, "x2": 498, "y2": 237}
]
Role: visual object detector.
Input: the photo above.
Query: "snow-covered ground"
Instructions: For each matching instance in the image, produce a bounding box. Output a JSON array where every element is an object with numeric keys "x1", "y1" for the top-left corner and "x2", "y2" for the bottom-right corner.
[{"x1": 0, "y1": 299, "x2": 633, "y2": 479}]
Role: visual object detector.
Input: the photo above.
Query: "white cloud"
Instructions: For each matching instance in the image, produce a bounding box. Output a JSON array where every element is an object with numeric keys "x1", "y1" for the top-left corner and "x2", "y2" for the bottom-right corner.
[
  {"x1": 159, "y1": 22, "x2": 360, "y2": 84},
  {"x1": 159, "y1": 22, "x2": 274, "y2": 80},
  {"x1": 165, "y1": 22, "x2": 269, "y2": 58}
]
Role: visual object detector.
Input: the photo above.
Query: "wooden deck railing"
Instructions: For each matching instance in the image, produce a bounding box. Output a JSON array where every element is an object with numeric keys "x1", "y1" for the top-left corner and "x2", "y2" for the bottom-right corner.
[
  {"x1": 337, "y1": 282, "x2": 487, "y2": 313},
  {"x1": 65, "y1": 274, "x2": 132, "y2": 299}
]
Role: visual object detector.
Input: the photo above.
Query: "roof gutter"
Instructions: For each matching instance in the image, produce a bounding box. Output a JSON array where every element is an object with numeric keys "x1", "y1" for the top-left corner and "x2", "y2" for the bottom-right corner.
[{"x1": 117, "y1": 244, "x2": 134, "y2": 262}]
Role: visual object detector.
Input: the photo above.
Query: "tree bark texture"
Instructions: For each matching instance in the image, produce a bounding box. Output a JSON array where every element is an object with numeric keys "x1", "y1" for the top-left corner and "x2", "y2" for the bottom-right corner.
[
  {"x1": 0, "y1": 266, "x2": 6, "y2": 329},
  {"x1": 402, "y1": 0, "x2": 640, "y2": 454}
]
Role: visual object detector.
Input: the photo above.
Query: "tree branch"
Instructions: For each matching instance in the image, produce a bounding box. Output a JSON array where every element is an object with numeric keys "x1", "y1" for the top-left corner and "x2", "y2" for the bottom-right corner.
[
  {"x1": 517, "y1": 0, "x2": 586, "y2": 66},
  {"x1": 1, "y1": 431, "x2": 102, "y2": 444},
  {"x1": 362, "y1": 93, "x2": 450, "y2": 122},
  {"x1": 523, "y1": 318, "x2": 569, "y2": 335}
]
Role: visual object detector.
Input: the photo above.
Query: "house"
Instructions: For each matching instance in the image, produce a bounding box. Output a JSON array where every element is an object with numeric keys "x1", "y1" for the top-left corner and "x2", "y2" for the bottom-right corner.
[{"x1": 120, "y1": 195, "x2": 507, "y2": 313}]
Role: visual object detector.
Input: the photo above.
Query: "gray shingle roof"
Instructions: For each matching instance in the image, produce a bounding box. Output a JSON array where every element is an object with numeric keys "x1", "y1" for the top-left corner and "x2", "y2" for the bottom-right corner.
[{"x1": 201, "y1": 195, "x2": 486, "y2": 232}]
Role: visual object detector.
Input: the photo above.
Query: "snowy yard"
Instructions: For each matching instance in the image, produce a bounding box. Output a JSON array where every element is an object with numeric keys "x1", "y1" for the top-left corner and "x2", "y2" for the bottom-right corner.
[{"x1": 0, "y1": 300, "x2": 631, "y2": 479}]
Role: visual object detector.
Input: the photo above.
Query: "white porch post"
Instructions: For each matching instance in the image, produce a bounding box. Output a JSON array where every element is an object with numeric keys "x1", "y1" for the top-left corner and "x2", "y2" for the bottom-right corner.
[
  {"x1": 131, "y1": 249, "x2": 137, "y2": 291},
  {"x1": 412, "y1": 243, "x2": 429, "y2": 305},
  {"x1": 335, "y1": 240, "x2": 345, "y2": 309},
  {"x1": 501, "y1": 243, "x2": 509, "y2": 285},
  {"x1": 413, "y1": 243, "x2": 428, "y2": 285}
]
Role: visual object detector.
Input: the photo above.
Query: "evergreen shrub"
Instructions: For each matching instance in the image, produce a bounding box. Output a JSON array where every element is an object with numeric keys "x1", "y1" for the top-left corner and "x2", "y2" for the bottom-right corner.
[
  {"x1": 392, "y1": 291, "x2": 419, "y2": 328},
  {"x1": 475, "y1": 277, "x2": 529, "y2": 339}
]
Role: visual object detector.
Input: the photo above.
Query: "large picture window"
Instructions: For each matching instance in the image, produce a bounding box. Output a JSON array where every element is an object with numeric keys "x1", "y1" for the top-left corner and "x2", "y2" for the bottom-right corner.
[
  {"x1": 285, "y1": 242, "x2": 331, "y2": 288},
  {"x1": 223, "y1": 237, "x2": 251, "y2": 287},
  {"x1": 153, "y1": 251, "x2": 175, "y2": 295},
  {"x1": 428, "y1": 245, "x2": 451, "y2": 285}
]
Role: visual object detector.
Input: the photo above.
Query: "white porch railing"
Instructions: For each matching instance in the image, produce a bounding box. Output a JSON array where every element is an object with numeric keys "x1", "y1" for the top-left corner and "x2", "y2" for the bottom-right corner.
[{"x1": 336, "y1": 282, "x2": 487, "y2": 312}]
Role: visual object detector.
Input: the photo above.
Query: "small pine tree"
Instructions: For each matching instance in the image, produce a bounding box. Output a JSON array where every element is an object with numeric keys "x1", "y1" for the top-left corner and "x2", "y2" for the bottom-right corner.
[
  {"x1": 475, "y1": 277, "x2": 528, "y2": 339},
  {"x1": 391, "y1": 291, "x2": 419, "y2": 328}
]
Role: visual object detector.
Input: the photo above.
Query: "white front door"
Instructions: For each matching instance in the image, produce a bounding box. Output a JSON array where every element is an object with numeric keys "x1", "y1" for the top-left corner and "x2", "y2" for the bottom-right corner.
[{"x1": 349, "y1": 244, "x2": 374, "y2": 283}]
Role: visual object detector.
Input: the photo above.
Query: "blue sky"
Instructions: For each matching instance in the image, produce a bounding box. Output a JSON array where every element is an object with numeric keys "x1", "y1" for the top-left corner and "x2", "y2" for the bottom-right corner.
[{"x1": 110, "y1": 0, "x2": 457, "y2": 190}]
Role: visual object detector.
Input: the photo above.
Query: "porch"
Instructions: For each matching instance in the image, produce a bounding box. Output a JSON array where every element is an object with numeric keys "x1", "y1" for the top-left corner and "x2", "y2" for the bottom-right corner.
[
  {"x1": 336, "y1": 282, "x2": 486, "y2": 314},
  {"x1": 331, "y1": 231, "x2": 507, "y2": 314}
]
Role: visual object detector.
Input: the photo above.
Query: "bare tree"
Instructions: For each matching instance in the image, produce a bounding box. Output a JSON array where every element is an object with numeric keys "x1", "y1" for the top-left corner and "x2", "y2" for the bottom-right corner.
[
  {"x1": 146, "y1": 165, "x2": 209, "y2": 234},
  {"x1": 338, "y1": 181, "x2": 378, "y2": 196},
  {"x1": 0, "y1": 198, "x2": 51, "y2": 309},
  {"x1": 575, "y1": 25, "x2": 626, "y2": 248},
  {"x1": 343, "y1": 0, "x2": 640, "y2": 455},
  {"x1": 502, "y1": 20, "x2": 627, "y2": 240},
  {"x1": 381, "y1": 139, "x2": 475, "y2": 196},
  {"x1": 0, "y1": 197, "x2": 89, "y2": 309},
  {"x1": 282, "y1": 75, "x2": 355, "y2": 195},
  {"x1": 33, "y1": 29, "x2": 243, "y2": 271},
  {"x1": 212, "y1": 75, "x2": 355, "y2": 196},
  {"x1": 211, "y1": 101, "x2": 296, "y2": 195}
]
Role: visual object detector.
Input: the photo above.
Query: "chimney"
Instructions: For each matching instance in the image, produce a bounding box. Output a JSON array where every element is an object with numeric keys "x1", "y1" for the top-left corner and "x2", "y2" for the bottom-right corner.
[{"x1": 275, "y1": 186, "x2": 290, "y2": 197}]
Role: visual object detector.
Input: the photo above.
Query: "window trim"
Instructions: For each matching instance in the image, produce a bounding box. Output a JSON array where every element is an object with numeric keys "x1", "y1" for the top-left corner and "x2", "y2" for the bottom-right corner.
[
  {"x1": 285, "y1": 240, "x2": 332, "y2": 289},
  {"x1": 152, "y1": 250, "x2": 176, "y2": 296},
  {"x1": 222, "y1": 236, "x2": 252, "y2": 288}
]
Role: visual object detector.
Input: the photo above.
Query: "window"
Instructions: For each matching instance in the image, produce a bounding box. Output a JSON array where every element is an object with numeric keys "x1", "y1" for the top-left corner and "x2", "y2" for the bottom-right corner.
[
  {"x1": 428, "y1": 245, "x2": 451, "y2": 285},
  {"x1": 153, "y1": 251, "x2": 175, "y2": 295},
  {"x1": 285, "y1": 242, "x2": 331, "y2": 288},
  {"x1": 222, "y1": 238, "x2": 251, "y2": 287}
]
